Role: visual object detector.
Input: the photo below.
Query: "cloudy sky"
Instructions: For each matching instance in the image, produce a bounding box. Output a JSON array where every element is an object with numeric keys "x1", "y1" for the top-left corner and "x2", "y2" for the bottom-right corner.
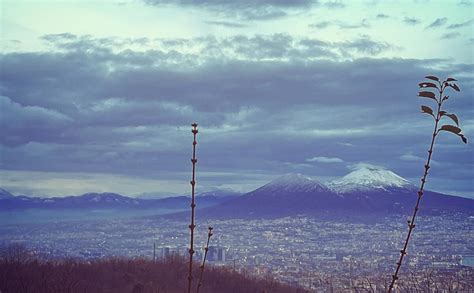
[{"x1": 0, "y1": 0, "x2": 473, "y2": 198}]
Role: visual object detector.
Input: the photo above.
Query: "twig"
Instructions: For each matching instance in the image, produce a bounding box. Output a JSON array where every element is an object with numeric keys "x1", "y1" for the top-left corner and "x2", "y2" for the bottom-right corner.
[{"x1": 196, "y1": 226, "x2": 213, "y2": 293}]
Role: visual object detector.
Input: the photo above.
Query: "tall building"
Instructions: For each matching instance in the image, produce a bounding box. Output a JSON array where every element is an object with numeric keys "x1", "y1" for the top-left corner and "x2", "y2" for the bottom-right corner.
[
  {"x1": 208, "y1": 246, "x2": 217, "y2": 261},
  {"x1": 161, "y1": 247, "x2": 170, "y2": 259},
  {"x1": 217, "y1": 247, "x2": 226, "y2": 262}
]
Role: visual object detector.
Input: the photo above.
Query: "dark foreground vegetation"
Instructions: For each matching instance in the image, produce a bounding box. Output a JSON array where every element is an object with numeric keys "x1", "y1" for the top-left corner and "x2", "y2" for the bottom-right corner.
[{"x1": 0, "y1": 245, "x2": 305, "y2": 293}]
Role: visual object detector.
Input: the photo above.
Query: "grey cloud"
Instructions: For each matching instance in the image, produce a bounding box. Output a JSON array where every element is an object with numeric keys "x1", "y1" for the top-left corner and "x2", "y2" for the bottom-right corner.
[
  {"x1": 224, "y1": 34, "x2": 295, "y2": 59},
  {"x1": 0, "y1": 34, "x2": 472, "y2": 195},
  {"x1": 0, "y1": 96, "x2": 72, "y2": 146},
  {"x1": 447, "y1": 19, "x2": 474, "y2": 29},
  {"x1": 399, "y1": 152, "x2": 440, "y2": 166},
  {"x1": 143, "y1": 0, "x2": 346, "y2": 20},
  {"x1": 144, "y1": 0, "x2": 314, "y2": 8},
  {"x1": 426, "y1": 17, "x2": 448, "y2": 29},
  {"x1": 376, "y1": 14, "x2": 389, "y2": 19},
  {"x1": 143, "y1": 0, "x2": 315, "y2": 20},
  {"x1": 39, "y1": 33, "x2": 393, "y2": 63},
  {"x1": 338, "y1": 36, "x2": 392, "y2": 55},
  {"x1": 310, "y1": 19, "x2": 370, "y2": 30},
  {"x1": 403, "y1": 17, "x2": 421, "y2": 25},
  {"x1": 42, "y1": 34, "x2": 152, "y2": 52},
  {"x1": 457, "y1": 0, "x2": 472, "y2": 6},
  {"x1": 323, "y1": 1, "x2": 345, "y2": 9},
  {"x1": 337, "y1": 19, "x2": 370, "y2": 29},
  {"x1": 204, "y1": 21, "x2": 248, "y2": 28},
  {"x1": 440, "y1": 32, "x2": 461, "y2": 39},
  {"x1": 306, "y1": 156, "x2": 344, "y2": 163},
  {"x1": 309, "y1": 21, "x2": 331, "y2": 29},
  {"x1": 230, "y1": 8, "x2": 287, "y2": 20}
]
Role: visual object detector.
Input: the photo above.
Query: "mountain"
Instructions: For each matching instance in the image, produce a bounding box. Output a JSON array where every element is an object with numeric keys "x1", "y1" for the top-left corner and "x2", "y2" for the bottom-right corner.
[
  {"x1": 0, "y1": 190, "x2": 238, "y2": 210},
  {"x1": 2, "y1": 169, "x2": 472, "y2": 218},
  {"x1": 328, "y1": 167, "x2": 415, "y2": 193},
  {"x1": 196, "y1": 189, "x2": 242, "y2": 198},
  {"x1": 198, "y1": 170, "x2": 473, "y2": 219},
  {"x1": 255, "y1": 173, "x2": 331, "y2": 195},
  {"x1": 198, "y1": 174, "x2": 340, "y2": 218},
  {"x1": 136, "y1": 192, "x2": 181, "y2": 199},
  {"x1": 136, "y1": 189, "x2": 241, "y2": 199},
  {"x1": 0, "y1": 188, "x2": 14, "y2": 199}
]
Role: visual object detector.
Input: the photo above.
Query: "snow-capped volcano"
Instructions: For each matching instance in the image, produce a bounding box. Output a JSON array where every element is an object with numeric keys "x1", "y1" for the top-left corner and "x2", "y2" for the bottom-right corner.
[
  {"x1": 328, "y1": 167, "x2": 415, "y2": 193},
  {"x1": 255, "y1": 173, "x2": 330, "y2": 195}
]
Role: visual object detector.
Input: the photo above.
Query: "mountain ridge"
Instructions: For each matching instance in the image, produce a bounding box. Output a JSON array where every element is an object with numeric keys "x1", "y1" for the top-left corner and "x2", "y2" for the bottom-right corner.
[
  {"x1": 1, "y1": 168, "x2": 472, "y2": 217},
  {"x1": 0, "y1": 190, "x2": 238, "y2": 210}
]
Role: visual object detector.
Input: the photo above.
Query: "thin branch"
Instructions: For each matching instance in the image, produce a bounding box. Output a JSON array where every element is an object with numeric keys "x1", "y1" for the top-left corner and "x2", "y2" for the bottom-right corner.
[
  {"x1": 187, "y1": 123, "x2": 198, "y2": 293},
  {"x1": 388, "y1": 77, "x2": 466, "y2": 291},
  {"x1": 196, "y1": 226, "x2": 213, "y2": 293}
]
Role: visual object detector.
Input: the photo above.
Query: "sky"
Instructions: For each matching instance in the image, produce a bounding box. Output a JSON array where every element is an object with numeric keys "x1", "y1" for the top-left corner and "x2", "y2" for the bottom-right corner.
[{"x1": 0, "y1": 0, "x2": 473, "y2": 198}]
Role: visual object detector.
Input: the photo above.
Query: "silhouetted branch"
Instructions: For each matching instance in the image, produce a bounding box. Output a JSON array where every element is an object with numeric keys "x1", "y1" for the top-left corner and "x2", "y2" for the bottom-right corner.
[
  {"x1": 187, "y1": 123, "x2": 199, "y2": 293},
  {"x1": 196, "y1": 226, "x2": 213, "y2": 293},
  {"x1": 388, "y1": 76, "x2": 467, "y2": 292}
]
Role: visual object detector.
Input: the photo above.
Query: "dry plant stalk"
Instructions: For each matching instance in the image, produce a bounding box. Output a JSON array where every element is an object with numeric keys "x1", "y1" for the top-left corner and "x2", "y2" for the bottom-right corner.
[
  {"x1": 187, "y1": 123, "x2": 198, "y2": 293},
  {"x1": 388, "y1": 76, "x2": 467, "y2": 292},
  {"x1": 196, "y1": 226, "x2": 214, "y2": 293}
]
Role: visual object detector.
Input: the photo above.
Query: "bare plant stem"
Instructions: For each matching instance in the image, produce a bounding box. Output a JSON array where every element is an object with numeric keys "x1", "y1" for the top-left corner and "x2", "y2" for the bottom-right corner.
[
  {"x1": 196, "y1": 226, "x2": 213, "y2": 293},
  {"x1": 187, "y1": 123, "x2": 198, "y2": 293},
  {"x1": 388, "y1": 83, "x2": 444, "y2": 292}
]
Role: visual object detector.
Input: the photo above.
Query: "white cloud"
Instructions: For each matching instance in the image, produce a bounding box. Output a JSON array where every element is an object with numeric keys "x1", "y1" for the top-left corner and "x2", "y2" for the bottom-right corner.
[
  {"x1": 306, "y1": 156, "x2": 344, "y2": 163},
  {"x1": 399, "y1": 152, "x2": 439, "y2": 166}
]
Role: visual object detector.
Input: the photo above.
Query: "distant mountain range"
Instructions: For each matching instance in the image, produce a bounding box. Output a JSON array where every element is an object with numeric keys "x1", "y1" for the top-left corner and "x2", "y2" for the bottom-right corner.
[
  {"x1": 1, "y1": 167, "x2": 472, "y2": 218},
  {"x1": 0, "y1": 189, "x2": 240, "y2": 210}
]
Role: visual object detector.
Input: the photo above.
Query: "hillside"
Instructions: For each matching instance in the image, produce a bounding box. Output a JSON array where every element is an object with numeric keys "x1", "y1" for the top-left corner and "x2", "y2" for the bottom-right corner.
[{"x1": 0, "y1": 245, "x2": 305, "y2": 293}]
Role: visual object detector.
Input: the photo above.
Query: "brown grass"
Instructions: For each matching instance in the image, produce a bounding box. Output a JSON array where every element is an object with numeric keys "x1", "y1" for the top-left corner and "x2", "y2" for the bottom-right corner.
[{"x1": 0, "y1": 244, "x2": 306, "y2": 293}]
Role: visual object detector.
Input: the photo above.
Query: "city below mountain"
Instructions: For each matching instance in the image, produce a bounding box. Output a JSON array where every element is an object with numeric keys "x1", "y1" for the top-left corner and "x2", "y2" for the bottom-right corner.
[{"x1": 1, "y1": 167, "x2": 472, "y2": 218}]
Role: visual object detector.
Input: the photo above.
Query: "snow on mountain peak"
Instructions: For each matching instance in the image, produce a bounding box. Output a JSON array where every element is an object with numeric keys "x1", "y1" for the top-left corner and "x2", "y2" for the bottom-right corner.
[
  {"x1": 328, "y1": 167, "x2": 414, "y2": 193},
  {"x1": 261, "y1": 173, "x2": 330, "y2": 193}
]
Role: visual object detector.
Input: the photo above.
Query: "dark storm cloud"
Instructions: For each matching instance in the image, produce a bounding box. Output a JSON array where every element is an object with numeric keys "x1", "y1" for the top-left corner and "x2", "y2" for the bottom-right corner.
[{"x1": 0, "y1": 33, "x2": 472, "y2": 195}]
